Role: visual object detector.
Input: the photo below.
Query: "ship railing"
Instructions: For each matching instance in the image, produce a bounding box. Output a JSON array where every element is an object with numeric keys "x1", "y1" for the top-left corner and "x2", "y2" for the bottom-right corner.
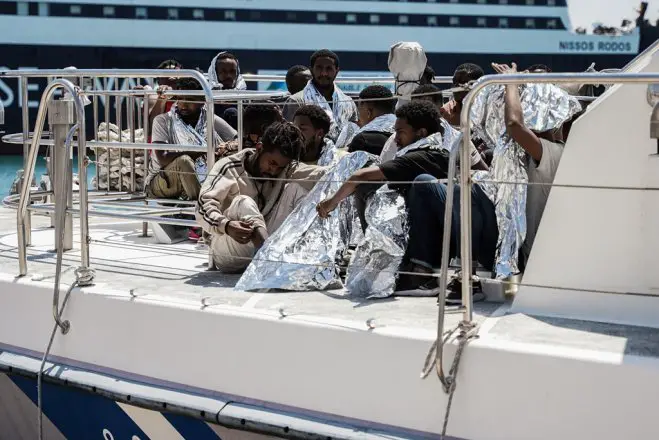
[{"x1": 425, "y1": 71, "x2": 659, "y2": 394}]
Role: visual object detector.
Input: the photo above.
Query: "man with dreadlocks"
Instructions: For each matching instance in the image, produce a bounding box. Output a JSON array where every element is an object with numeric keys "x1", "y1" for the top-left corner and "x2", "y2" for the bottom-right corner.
[
  {"x1": 197, "y1": 122, "x2": 326, "y2": 273},
  {"x1": 147, "y1": 77, "x2": 237, "y2": 201}
]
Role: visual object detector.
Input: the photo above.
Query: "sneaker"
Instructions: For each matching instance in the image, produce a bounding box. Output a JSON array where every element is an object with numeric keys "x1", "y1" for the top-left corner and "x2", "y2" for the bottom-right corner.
[
  {"x1": 188, "y1": 228, "x2": 202, "y2": 242},
  {"x1": 444, "y1": 276, "x2": 485, "y2": 304},
  {"x1": 395, "y1": 274, "x2": 441, "y2": 297}
]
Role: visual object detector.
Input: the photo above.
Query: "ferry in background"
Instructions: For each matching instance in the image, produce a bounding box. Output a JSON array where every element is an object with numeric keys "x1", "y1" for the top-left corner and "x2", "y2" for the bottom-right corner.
[{"x1": 0, "y1": 0, "x2": 652, "y2": 153}]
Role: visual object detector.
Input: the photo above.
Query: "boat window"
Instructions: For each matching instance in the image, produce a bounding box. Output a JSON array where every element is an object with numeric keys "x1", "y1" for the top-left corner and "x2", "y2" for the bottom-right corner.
[
  {"x1": 450, "y1": 0, "x2": 459, "y2": 3},
  {"x1": 547, "y1": 18, "x2": 557, "y2": 29},
  {"x1": 317, "y1": 12, "x2": 327, "y2": 22},
  {"x1": 250, "y1": 10, "x2": 261, "y2": 20},
  {"x1": 526, "y1": 0, "x2": 534, "y2": 4},
  {"x1": 135, "y1": 7, "x2": 147, "y2": 19},
  {"x1": 449, "y1": 16, "x2": 459, "y2": 26},
  {"x1": 38, "y1": 2, "x2": 48, "y2": 16},
  {"x1": 427, "y1": 16, "x2": 437, "y2": 26},
  {"x1": 17, "y1": 2, "x2": 28, "y2": 16},
  {"x1": 103, "y1": 6, "x2": 115, "y2": 17},
  {"x1": 370, "y1": 14, "x2": 380, "y2": 24},
  {"x1": 499, "y1": 0, "x2": 508, "y2": 4},
  {"x1": 477, "y1": 0, "x2": 486, "y2": 4},
  {"x1": 399, "y1": 15, "x2": 409, "y2": 24},
  {"x1": 477, "y1": 17, "x2": 487, "y2": 27},
  {"x1": 547, "y1": 0, "x2": 556, "y2": 4},
  {"x1": 499, "y1": 17, "x2": 509, "y2": 27},
  {"x1": 225, "y1": 10, "x2": 236, "y2": 20},
  {"x1": 193, "y1": 9, "x2": 204, "y2": 20},
  {"x1": 346, "y1": 13, "x2": 357, "y2": 23},
  {"x1": 167, "y1": 8, "x2": 178, "y2": 19},
  {"x1": 69, "y1": 4, "x2": 81, "y2": 15},
  {"x1": 525, "y1": 18, "x2": 535, "y2": 28},
  {"x1": 286, "y1": 12, "x2": 297, "y2": 21}
]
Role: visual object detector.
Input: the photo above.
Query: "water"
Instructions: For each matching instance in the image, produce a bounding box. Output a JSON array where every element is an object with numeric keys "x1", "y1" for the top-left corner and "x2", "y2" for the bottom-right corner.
[{"x1": 0, "y1": 155, "x2": 96, "y2": 196}]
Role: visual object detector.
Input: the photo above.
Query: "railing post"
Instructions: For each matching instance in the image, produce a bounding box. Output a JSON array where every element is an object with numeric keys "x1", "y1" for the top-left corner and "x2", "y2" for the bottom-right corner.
[
  {"x1": 48, "y1": 99, "x2": 76, "y2": 252},
  {"x1": 20, "y1": 77, "x2": 32, "y2": 246}
]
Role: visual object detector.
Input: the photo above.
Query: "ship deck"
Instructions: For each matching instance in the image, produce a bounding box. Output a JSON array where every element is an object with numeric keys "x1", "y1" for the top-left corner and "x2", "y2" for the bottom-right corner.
[{"x1": 1, "y1": 206, "x2": 659, "y2": 358}]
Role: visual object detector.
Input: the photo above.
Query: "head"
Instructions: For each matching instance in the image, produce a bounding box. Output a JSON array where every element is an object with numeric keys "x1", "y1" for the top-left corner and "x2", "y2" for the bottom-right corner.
[
  {"x1": 452, "y1": 63, "x2": 485, "y2": 103},
  {"x1": 243, "y1": 102, "x2": 283, "y2": 148},
  {"x1": 357, "y1": 85, "x2": 395, "y2": 126},
  {"x1": 214, "y1": 52, "x2": 239, "y2": 89},
  {"x1": 286, "y1": 65, "x2": 312, "y2": 95},
  {"x1": 420, "y1": 65, "x2": 436, "y2": 85},
  {"x1": 310, "y1": 49, "x2": 340, "y2": 90},
  {"x1": 254, "y1": 122, "x2": 305, "y2": 177},
  {"x1": 293, "y1": 105, "x2": 331, "y2": 151},
  {"x1": 156, "y1": 59, "x2": 182, "y2": 88},
  {"x1": 412, "y1": 84, "x2": 442, "y2": 107},
  {"x1": 394, "y1": 101, "x2": 442, "y2": 147},
  {"x1": 174, "y1": 77, "x2": 203, "y2": 119},
  {"x1": 526, "y1": 64, "x2": 552, "y2": 73}
]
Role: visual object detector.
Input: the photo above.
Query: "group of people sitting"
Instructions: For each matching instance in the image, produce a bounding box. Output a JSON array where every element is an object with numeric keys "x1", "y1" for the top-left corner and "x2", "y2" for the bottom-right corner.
[{"x1": 141, "y1": 48, "x2": 583, "y2": 300}]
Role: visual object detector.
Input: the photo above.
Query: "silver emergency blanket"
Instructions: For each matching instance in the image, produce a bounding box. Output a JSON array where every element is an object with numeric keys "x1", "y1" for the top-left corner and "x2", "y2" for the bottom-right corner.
[
  {"x1": 235, "y1": 151, "x2": 372, "y2": 292},
  {"x1": 334, "y1": 113, "x2": 397, "y2": 150},
  {"x1": 388, "y1": 42, "x2": 427, "y2": 109},
  {"x1": 470, "y1": 83, "x2": 581, "y2": 278},
  {"x1": 347, "y1": 131, "x2": 450, "y2": 298},
  {"x1": 207, "y1": 51, "x2": 247, "y2": 90},
  {"x1": 302, "y1": 80, "x2": 357, "y2": 141},
  {"x1": 317, "y1": 138, "x2": 338, "y2": 167}
]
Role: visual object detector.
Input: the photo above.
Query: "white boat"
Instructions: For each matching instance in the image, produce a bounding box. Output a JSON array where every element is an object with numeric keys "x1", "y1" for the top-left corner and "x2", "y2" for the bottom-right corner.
[{"x1": 0, "y1": 41, "x2": 659, "y2": 439}]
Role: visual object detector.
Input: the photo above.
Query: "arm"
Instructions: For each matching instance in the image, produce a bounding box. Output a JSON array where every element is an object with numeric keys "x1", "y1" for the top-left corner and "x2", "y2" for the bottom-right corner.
[
  {"x1": 492, "y1": 63, "x2": 543, "y2": 162},
  {"x1": 147, "y1": 86, "x2": 173, "y2": 131},
  {"x1": 316, "y1": 166, "x2": 385, "y2": 218},
  {"x1": 195, "y1": 160, "x2": 238, "y2": 236}
]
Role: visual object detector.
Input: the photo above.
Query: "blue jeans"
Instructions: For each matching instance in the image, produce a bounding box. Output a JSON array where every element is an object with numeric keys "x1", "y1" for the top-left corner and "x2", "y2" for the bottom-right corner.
[{"x1": 404, "y1": 174, "x2": 498, "y2": 271}]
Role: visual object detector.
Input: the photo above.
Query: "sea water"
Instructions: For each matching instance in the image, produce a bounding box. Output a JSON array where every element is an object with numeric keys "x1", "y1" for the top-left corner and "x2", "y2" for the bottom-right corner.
[{"x1": 0, "y1": 155, "x2": 96, "y2": 196}]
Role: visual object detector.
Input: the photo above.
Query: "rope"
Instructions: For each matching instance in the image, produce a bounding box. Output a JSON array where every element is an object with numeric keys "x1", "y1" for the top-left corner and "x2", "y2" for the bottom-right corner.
[{"x1": 37, "y1": 266, "x2": 95, "y2": 440}]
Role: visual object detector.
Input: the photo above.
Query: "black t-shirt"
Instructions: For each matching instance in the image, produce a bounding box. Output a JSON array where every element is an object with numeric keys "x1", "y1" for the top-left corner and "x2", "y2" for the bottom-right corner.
[
  {"x1": 348, "y1": 131, "x2": 391, "y2": 156},
  {"x1": 379, "y1": 148, "x2": 450, "y2": 192}
]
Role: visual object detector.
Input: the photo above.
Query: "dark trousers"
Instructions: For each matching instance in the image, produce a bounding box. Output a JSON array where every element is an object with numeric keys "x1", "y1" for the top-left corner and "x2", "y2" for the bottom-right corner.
[{"x1": 404, "y1": 174, "x2": 498, "y2": 271}]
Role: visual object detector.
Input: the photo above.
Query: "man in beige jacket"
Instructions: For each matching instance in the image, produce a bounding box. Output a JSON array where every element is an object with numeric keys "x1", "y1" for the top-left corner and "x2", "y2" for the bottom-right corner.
[{"x1": 196, "y1": 122, "x2": 326, "y2": 273}]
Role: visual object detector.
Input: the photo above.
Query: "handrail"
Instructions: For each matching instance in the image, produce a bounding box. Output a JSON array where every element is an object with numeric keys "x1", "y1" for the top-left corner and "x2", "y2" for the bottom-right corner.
[{"x1": 241, "y1": 74, "x2": 454, "y2": 85}]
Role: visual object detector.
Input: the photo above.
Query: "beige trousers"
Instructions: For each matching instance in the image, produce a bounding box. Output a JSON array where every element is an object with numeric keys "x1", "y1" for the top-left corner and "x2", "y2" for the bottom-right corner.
[
  {"x1": 147, "y1": 155, "x2": 200, "y2": 200},
  {"x1": 210, "y1": 183, "x2": 308, "y2": 273}
]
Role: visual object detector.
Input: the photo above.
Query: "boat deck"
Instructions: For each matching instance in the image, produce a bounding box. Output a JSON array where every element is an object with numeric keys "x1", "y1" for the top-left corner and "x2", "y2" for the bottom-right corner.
[{"x1": 2, "y1": 206, "x2": 659, "y2": 358}]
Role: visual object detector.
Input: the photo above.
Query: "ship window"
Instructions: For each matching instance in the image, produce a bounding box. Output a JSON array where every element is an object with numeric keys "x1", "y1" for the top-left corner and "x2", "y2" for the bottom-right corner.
[
  {"x1": 250, "y1": 10, "x2": 261, "y2": 20},
  {"x1": 193, "y1": 9, "x2": 204, "y2": 20},
  {"x1": 450, "y1": 0, "x2": 459, "y2": 3},
  {"x1": 547, "y1": 0, "x2": 556, "y2": 4},
  {"x1": 370, "y1": 14, "x2": 380, "y2": 24},
  {"x1": 286, "y1": 12, "x2": 297, "y2": 21},
  {"x1": 317, "y1": 13, "x2": 327, "y2": 22},
  {"x1": 103, "y1": 6, "x2": 115, "y2": 17},
  {"x1": 69, "y1": 4, "x2": 81, "y2": 15},
  {"x1": 399, "y1": 15, "x2": 409, "y2": 24},
  {"x1": 167, "y1": 8, "x2": 178, "y2": 19},
  {"x1": 499, "y1": 17, "x2": 509, "y2": 27},
  {"x1": 547, "y1": 19, "x2": 557, "y2": 28},
  {"x1": 225, "y1": 10, "x2": 236, "y2": 20},
  {"x1": 38, "y1": 3, "x2": 49, "y2": 16},
  {"x1": 346, "y1": 13, "x2": 357, "y2": 23},
  {"x1": 135, "y1": 7, "x2": 147, "y2": 19},
  {"x1": 477, "y1": 17, "x2": 487, "y2": 27},
  {"x1": 499, "y1": 0, "x2": 508, "y2": 4},
  {"x1": 526, "y1": 0, "x2": 534, "y2": 4},
  {"x1": 17, "y1": 2, "x2": 28, "y2": 15},
  {"x1": 449, "y1": 16, "x2": 460, "y2": 26},
  {"x1": 477, "y1": 0, "x2": 486, "y2": 3},
  {"x1": 525, "y1": 18, "x2": 535, "y2": 28},
  {"x1": 427, "y1": 16, "x2": 437, "y2": 26}
]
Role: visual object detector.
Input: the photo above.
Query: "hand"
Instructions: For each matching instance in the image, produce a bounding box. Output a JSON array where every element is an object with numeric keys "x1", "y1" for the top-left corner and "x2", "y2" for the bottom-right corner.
[
  {"x1": 491, "y1": 62, "x2": 518, "y2": 75},
  {"x1": 156, "y1": 85, "x2": 172, "y2": 100},
  {"x1": 216, "y1": 140, "x2": 239, "y2": 158},
  {"x1": 226, "y1": 221, "x2": 254, "y2": 244},
  {"x1": 316, "y1": 197, "x2": 339, "y2": 219}
]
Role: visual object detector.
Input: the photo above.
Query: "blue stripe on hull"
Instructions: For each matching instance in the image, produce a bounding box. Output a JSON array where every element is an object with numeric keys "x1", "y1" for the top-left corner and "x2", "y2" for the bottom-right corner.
[{"x1": 164, "y1": 413, "x2": 223, "y2": 439}]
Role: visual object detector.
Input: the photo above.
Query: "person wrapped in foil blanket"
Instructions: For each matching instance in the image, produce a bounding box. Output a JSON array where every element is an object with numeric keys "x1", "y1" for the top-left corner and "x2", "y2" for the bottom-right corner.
[
  {"x1": 207, "y1": 51, "x2": 247, "y2": 130},
  {"x1": 283, "y1": 50, "x2": 358, "y2": 142}
]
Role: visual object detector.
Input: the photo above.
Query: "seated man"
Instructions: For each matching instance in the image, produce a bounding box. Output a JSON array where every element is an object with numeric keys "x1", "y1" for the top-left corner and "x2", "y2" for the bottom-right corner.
[
  {"x1": 282, "y1": 49, "x2": 358, "y2": 141},
  {"x1": 441, "y1": 63, "x2": 485, "y2": 127},
  {"x1": 208, "y1": 51, "x2": 247, "y2": 129},
  {"x1": 138, "y1": 59, "x2": 182, "y2": 137},
  {"x1": 146, "y1": 78, "x2": 237, "y2": 201},
  {"x1": 197, "y1": 122, "x2": 326, "y2": 273},
  {"x1": 411, "y1": 84, "x2": 443, "y2": 108},
  {"x1": 346, "y1": 85, "x2": 397, "y2": 156},
  {"x1": 316, "y1": 100, "x2": 448, "y2": 234},
  {"x1": 286, "y1": 65, "x2": 312, "y2": 95},
  {"x1": 293, "y1": 104, "x2": 333, "y2": 164}
]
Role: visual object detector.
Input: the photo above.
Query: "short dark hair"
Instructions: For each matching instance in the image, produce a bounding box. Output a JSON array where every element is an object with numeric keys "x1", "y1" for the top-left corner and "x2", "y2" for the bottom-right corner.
[
  {"x1": 526, "y1": 64, "x2": 552, "y2": 73},
  {"x1": 412, "y1": 84, "x2": 442, "y2": 104},
  {"x1": 359, "y1": 85, "x2": 395, "y2": 114},
  {"x1": 395, "y1": 101, "x2": 442, "y2": 135},
  {"x1": 294, "y1": 105, "x2": 331, "y2": 135},
  {"x1": 422, "y1": 65, "x2": 436, "y2": 84},
  {"x1": 261, "y1": 122, "x2": 305, "y2": 160},
  {"x1": 453, "y1": 63, "x2": 484, "y2": 85},
  {"x1": 157, "y1": 59, "x2": 182, "y2": 70},
  {"x1": 175, "y1": 77, "x2": 202, "y2": 91},
  {"x1": 243, "y1": 102, "x2": 283, "y2": 136},
  {"x1": 217, "y1": 52, "x2": 238, "y2": 62},
  {"x1": 286, "y1": 65, "x2": 308, "y2": 80},
  {"x1": 310, "y1": 49, "x2": 339, "y2": 69}
]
